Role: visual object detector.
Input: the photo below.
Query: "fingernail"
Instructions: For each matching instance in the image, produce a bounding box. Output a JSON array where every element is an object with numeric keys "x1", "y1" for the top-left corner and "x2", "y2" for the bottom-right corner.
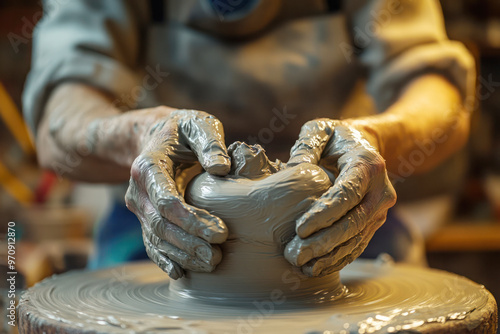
[
  {"x1": 296, "y1": 217, "x2": 313, "y2": 238},
  {"x1": 195, "y1": 245, "x2": 212, "y2": 264},
  {"x1": 312, "y1": 261, "x2": 327, "y2": 276},
  {"x1": 202, "y1": 224, "x2": 228, "y2": 244},
  {"x1": 205, "y1": 155, "x2": 231, "y2": 176},
  {"x1": 197, "y1": 261, "x2": 216, "y2": 273},
  {"x1": 165, "y1": 263, "x2": 183, "y2": 280},
  {"x1": 302, "y1": 264, "x2": 314, "y2": 277},
  {"x1": 296, "y1": 222, "x2": 309, "y2": 238},
  {"x1": 286, "y1": 157, "x2": 302, "y2": 167},
  {"x1": 296, "y1": 248, "x2": 314, "y2": 266}
]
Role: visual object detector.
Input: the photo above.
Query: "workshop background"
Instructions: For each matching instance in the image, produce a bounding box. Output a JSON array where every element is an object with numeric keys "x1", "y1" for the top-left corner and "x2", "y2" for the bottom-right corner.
[{"x1": 1, "y1": 1, "x2": 500, "y2": 333}]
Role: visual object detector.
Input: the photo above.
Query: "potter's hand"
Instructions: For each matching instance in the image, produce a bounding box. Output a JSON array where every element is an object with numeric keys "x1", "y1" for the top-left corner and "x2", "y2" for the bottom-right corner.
[
  {"x1": 284, "y1": 119, "x2": 397, "y2": 277},
  {"x1": 125, "y1": 109, "x2": 230, "y2": 279}
]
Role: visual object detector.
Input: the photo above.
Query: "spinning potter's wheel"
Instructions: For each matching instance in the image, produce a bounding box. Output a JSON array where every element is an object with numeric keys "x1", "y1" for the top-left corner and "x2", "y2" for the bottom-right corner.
[{"x1": 17, "y1": 259, "x2": 497, "y2": 333}]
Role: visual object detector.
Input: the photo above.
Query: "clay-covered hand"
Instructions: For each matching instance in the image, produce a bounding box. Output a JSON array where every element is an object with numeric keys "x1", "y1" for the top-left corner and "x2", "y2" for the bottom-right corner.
[
  {"x1": 284, "y1": 119, "x2": 397, "y2": 277},
  {"x1": 125, "y1": 108, "x2": 230, "y2": 279}
]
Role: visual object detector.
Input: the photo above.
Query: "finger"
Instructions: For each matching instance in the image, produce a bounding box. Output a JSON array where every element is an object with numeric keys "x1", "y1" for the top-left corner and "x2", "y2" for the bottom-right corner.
[
  {"x1": 132, "y1": 155, "x2": 228, "y2": 244},
  {"x1": 301, "y1": 233, "x2": 363, "y2": 277},
  {"x1": 155, "y1": 222, "x2": 222, "y2": 266},
  {"x1": 295, "y1": 161, "x2": 370, "y2": 238},
  {"x1": 143, "y1": 232, "x2": 184, "y2": 279},
  {"x1": 285, "y1": 195, "x2": 381, "y2": 267},
  {"x1": 144, "y1": 228, "x2": 217, "y2": 273},
  {"x1": 128, "y1": 174, "x2": 221, "y2": 274},
  {"x1": 125, "y1": 182, "x2": 139, "y2": 217},
  {"x1": 301, "y1": 215, "x2": 385, "y2": 277},
  {"x1": 127, "y1": 190, "x2": 185, "y2": 278},
  {"x1": 322, "y1": 124, "x2": 380, "y2": 160},
  {"x1": 315, "y1": 228, "x2": 378, "y2": 276},
  {"x1": 175, "y1": 110, "x2": 231, "y2": 176},
  {"x1": 138, "y1": 193, "x2": 223, "y2": 266},
  {"x1": 287, "y1": 119, "x2": 335, "y2": 166}
]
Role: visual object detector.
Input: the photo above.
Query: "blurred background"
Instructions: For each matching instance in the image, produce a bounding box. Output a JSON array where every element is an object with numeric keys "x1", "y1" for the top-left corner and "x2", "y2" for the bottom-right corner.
[{"x1": 0, "y1": 0, "x2": 499, "y2": 332}]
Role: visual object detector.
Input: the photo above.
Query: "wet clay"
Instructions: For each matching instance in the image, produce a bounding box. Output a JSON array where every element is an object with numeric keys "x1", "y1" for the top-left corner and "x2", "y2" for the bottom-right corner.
[
  {"x1": 18, "y1": 143, "x2": 497, "y2": 333},
  {"x1": 17, "y1": 259, "x2": 497, "y2": 333},
  {"x1": 174, "y1": 142, "x2": 343, "y2": 302}
]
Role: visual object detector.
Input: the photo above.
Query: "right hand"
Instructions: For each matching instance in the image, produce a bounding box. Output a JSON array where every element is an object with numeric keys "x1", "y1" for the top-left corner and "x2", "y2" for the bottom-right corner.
[{"x1": 125, "y1": 108, "x2": 231, "y2": 279}]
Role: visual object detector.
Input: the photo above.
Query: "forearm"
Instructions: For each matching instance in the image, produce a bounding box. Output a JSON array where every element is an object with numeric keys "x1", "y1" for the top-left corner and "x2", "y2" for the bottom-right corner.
[
  {"x1": 37, "y1": 83, "x2": 173, "y2": 182},
  {"x1": 348, "y1": 74, "x2": 470, "y2": 175}
]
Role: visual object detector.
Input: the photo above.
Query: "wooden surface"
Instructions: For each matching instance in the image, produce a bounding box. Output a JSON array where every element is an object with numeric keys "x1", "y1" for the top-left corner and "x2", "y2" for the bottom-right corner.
[{"x1": 426, "y1": 223, "x2": 500, "y2": 251}]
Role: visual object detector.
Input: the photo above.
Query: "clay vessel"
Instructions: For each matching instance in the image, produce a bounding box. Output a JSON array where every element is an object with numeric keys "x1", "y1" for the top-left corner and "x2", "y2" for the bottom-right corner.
[{"x1": 170, "y1": 142, "x2": 344, "y2": 303}]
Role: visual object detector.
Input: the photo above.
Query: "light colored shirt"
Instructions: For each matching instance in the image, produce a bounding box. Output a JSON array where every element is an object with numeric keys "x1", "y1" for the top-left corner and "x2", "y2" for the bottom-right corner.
[{"x1": 24, "y1": 0, "x2": 475, "y2": 157}]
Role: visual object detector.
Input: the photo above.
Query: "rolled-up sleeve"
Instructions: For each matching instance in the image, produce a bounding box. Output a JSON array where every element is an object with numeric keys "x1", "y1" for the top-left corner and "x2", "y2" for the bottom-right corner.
[
  {"x1": 344, "y1": 0, "x2": 476, "y2": 111},
  {"x1": 23, "y1": 0, "x2": 147, "y2": 135}
]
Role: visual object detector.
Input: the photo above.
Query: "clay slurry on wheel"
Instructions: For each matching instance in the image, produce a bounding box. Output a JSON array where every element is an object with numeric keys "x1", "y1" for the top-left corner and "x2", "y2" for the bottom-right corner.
[{"x1": 17, "y1": 260, "x2": 497, "y2": 333}]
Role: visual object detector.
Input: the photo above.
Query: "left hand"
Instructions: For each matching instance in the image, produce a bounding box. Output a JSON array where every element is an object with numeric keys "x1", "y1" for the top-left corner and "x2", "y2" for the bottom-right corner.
[{"x1": 284, "y1": 119, "x2": 397, "y2": 277}]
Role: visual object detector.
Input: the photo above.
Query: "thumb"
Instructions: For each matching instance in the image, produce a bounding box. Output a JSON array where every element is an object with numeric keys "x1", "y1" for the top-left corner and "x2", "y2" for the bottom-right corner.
[
  {"x1": 287, "y1": 119, "x2": 335, "y2": 167},
  {"x1": 178, "y1": 110, "x2": 231, "y2": 176}
]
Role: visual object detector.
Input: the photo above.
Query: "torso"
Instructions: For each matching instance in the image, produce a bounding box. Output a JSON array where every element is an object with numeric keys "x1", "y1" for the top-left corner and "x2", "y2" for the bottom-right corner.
[{"x1": 141, "y1": 0, "x2": 365, "y2": 159}]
